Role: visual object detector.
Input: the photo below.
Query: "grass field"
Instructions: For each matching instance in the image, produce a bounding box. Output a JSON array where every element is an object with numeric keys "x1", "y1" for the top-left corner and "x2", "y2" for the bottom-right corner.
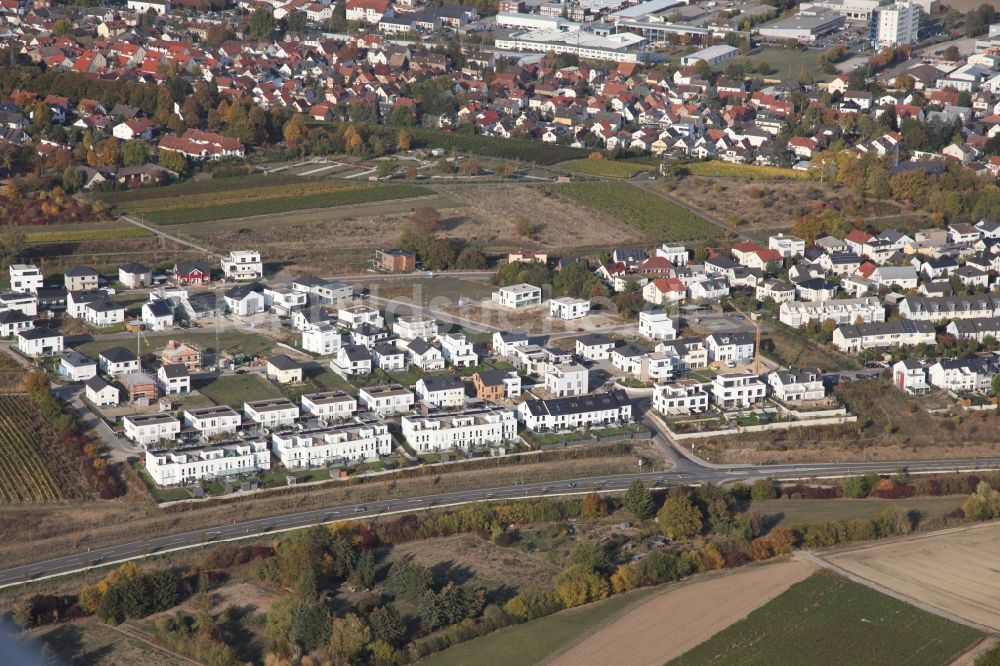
[
  {"x1": 120, "y1": 180, "x2": 430, "y2": 225},
  {"x1": 761, "y1": 323, "x2": 861, "y2": 371},
  {"x1": 423, "y1": 588, "x2": 656, "y2": 666},
  {"x1": 669, "y1": 572, "x2": 982, "y2": 666},
  {"x1": 75, "y1": 330, "x2": 275, "y2": 362},
  {"x1": 558, "y1": 159, "x2": 653, "y2": 179},
  {"x1": 26, "y1": 226, "x2": 153, "y2": 243},
  {"x1": 727, "y1": 45, "x2": 831, "y2": 83},
  {"x1": 751, "y1": 497, "x2": 963, "y2": 527},
  {"x1": 684, "y1": 161, "x2": 810, "y2": 180},
  {"x1": 37, "y1": 619, "x2": 182, "y2": 666},
  {"x1": 198, "y1": 373, "x2": 283, "y2": 407},
  {"x1": 550, "y1": 182, "x2": 718, "y2": 242}
]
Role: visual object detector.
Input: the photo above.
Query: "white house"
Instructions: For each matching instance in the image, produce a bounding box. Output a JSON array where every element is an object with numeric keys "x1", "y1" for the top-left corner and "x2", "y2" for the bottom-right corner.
[
  {"x1": 83, "y1": 299, "x2": 126, "y2": 328},
  {"x1": 711, "y1": 373, "x2": 766, "y2": 409},
  {"x1": 639, "y1": 311, "x2": 677, "y2": 341},
  {"x1": 779, "y1": 298, "x2": 885, "y2": 328},
  {"x1": 404, "y1": 338, "x2": 446, "y2": 371},
  {"x1": 118, "y1": 262, "x2": 152, "y2": 288},
  {"x1": 184, "y1": 405, "x2": 242, "y2": 437},
  {"x1": 224, "y1": 284, "x2": 265, "y2": 317},
  {"x1": 0, "y1": 310, "x2": 32, "y2": 338},
  {"x1": 17, "y1": 326, "x2": 63, "y2": 357},
  {"x1": 549, "y1": 297, "x2": 590, "y2": 320},
  {"x1": 60, "y1": 351, "x2": 97, "y2": 381},
  {"x1": 302, "y1": 323, "x2": 341, "y2": 355},
  {"x1": 767, "y1": 370, "x2": 825, "y2": 403},
  {"x1": 292, "y1": 276, "x2": 353, "y2": 305},
  {"x1": 575, "y1": 333, "x2": 615, "y2": 361},
  {"x1": 98, "y1": 347, "x2": 139, "y2": 376},
  {"x1": 652, "y1": 380, "x2": 710, "y2": 415},
  {"x1": 402, "y1": 408, "x2": 516, "y2": 453},
  {"x1": 373, "y1": 342, "x2": 407, "y2": 372},
  {"x1": 439, "y1": 332, "x2": 478, "y2": 367},
  {"x1": 544, "y1": 363, "x2": 588, "y2": 397},
  {"x1": 338, "y1": 305, "x2": 384, "y2": 330},
  {"x1": 0, "y1": 292, "x2": 38, "y2": 317},
  {"x1": 656, "y1": 338, "x2": 709, "y2": 372},
  {"x1": 927, "y1": 358, "x2": 995, "y2": 393},
  {"x1": 221, "y1": 250, "x2": 263, "y2": 281},
  {"x1": 84, "y1": 376, "x2": 119, "y2": 407},
  {"x1": 706, "y1": 332, "x2": 755, "y2": 363},
  {"x1": 947, "y1": 317, "x2": 1000, "y2": 343},
  {"x1": 832, "y1": 320, "x2": 936, "y2": 353},
  {"x1": 643, "y1": 278, "x2": 687, "y2": 305},
  {"x1": 756, "y1": 279, "x2": 795, "y2": 304},
  {"x1": 271, "y1": 420, "x2": 392, "y2": 468},
  {"x1": 124, "y1": 413, "x2": 180, "y2": 447},
  {"x1": 157, "y1": 363, "x2": 190, "y2": 395},
  {"x1": 492, "y1": 330, "x2": 529, "y2": 357},
  {"x1": 892, "y1": 359, "x2": 930, "y2": 394},
  {"x1": 9, "y1": 264, "x2": 43, "y2": 293},
  {"x1": 244, "y1": 398, "x2": 300, "y2": 427},
  {"x1": 331, "y1": 344, "x2": 373, "y2": 376},
  {"x1": 393, "y1": 315, "x2": 438, "y2": 340},
  {"x1": 141, "y1": 300, "x2": 174, "y2": 331},
  {"x1": 768, "y1": 234, "x2": 805, "y2": 258},
  {"x1": 415, "y1": 375, "x2": 466, "y2": 408},
  {"x1": 358, "y1": 384, "x2": 414, "y2": 416},
  {"x1": 655, "y1": 243, "x2": 688, "y2": 266},
  {"x1": 517, "y1": 390, "x2": 632, "y2": 432},
  {"x1": 301, "y1": 391, "x2": 357, "y2": 420},
  {"x1": 145, "y1": 440, "x2": 271, "y2": 486},
  {"x1": 492, "y1": 283, "x2": 542, "y2": 308}
]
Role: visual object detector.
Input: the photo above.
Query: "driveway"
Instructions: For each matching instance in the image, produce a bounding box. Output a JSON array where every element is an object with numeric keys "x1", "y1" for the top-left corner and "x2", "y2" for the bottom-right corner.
[{"x1": 53, "y1": 384, "x2": 139, "y2": 463}]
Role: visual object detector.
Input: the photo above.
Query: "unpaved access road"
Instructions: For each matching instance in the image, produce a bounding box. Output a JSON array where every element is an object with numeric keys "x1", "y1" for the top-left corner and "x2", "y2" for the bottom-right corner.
[{"x1": 546, "y1": 559, "x2": 817, "y2": 666}]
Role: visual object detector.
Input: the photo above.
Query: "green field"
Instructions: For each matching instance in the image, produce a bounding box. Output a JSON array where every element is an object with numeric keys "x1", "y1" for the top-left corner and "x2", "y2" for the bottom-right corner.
[
  {"x1": 74, "y1": 330, "x2": 275, "y2": 362},
  {"x1": 423, "y1": 588, "x2": 655, "y2": 666},
  {"x1": 751, "y1": 497, "x2": 963, "y2": 527},
  {"x1": 550, "y1": 182, "x2": 718, "y2": 242},
  {"x1": 26, "y1": 226, "x2": 153, "y2": 243},
  {"x1": 198, "y1": 373, "x2": 283, "y2": 407},
  {"x1": 558, "y1": 159, "x2": 652, "y2": 179},
  {"x1": 123, "y1": 183, "x2": 430, "y2": 225},
  {"x1": 669, "y1": 572, "x2": 981, "y2": 666},
  {"x1": 684, "y1": 161, "x2": 810, "y2": 180}
]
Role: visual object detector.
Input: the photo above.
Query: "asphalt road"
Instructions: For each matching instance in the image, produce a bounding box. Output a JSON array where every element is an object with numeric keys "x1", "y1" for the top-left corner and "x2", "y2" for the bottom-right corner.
[{"x1": 3, "y1": 455, "x2": 1000, "y2": 588}]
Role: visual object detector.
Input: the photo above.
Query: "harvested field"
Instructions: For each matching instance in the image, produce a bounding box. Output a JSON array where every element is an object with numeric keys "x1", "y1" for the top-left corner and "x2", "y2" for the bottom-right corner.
[
  {"x1": 824, "y1": 522, "x2": 1000, "y2": 631},
  {"x1": 548, "y1": 560, "x2": 816, "y2": 666},
  {"x1": 668, "y1": 571, "x2": 981, "y2": 665}
]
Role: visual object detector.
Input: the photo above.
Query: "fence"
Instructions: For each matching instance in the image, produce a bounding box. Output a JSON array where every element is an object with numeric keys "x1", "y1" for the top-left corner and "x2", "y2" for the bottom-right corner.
[{"x1": 667, "y1": 414, "x2": 857, "y2": 440}]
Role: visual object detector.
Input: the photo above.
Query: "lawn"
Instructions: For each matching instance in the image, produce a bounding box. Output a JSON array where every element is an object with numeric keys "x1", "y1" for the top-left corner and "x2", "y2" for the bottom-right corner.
[
  {"x1": 423, "y1": 588, "x2": 655, "y2": 666},
  {"x1": 75, "y1": 330, "x2": 276, "y2": 363},
  {"x1": 669, "y1": 572, "x2": 981, "y2": 666},
  {"x1": 132, "y1": 463, "x2": 192, "y2": 502},
  {"x1": 549, "y1": 182, "x2": 717, "y2": 242},
  {"x1": 760, "y1": 323, "x2": 861, "y2": 371},
  {"x1": 751, "y1": 497, "x2": 963, "y2": 527},
  {"x1": 198, "y1": 373, "x2": 283, "y2": 407},
  {"x1": 726, "y1": 44, "x2": 832, "y2": 82},
  {"x1": 558, "y1": 159, "x2": 652, "y2": 179},
  {"x1": 683, "y1": 161, "x2": 810, "y2": 180}
]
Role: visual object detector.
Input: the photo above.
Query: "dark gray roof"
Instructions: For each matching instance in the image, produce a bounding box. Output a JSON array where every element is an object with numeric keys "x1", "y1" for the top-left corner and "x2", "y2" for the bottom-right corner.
[
  {"x1": 85, "y1": 376, "x2": 112, "y2": 392},
  {"x1": 65, "y1": 266, "x2": 98, "y2": 277},
  {"x1": 268, "y1": 354, "x2": 300, "y2": 371},
  {"x1": 576, "y1": 333, "x2": 613, "y2": 347},
  {"x1": 0, "y1": 310, "x2": 30, "y2": 324},
  {"x1": 160, "y1": 363, "x2": 188, "y2": 378},
  {"x1": 120, "y1": 262, "x2": 150, "y2": 274},
  {"x1": 19, "y1": 326, "x2": 60, "y2": 340},
  {"x1": 99, "y1": 346, "x2": 136, "y2": 363},
  {"x1": 420, "y1": 375, "x2": 464, "y2": 392},
  {"x1": 523, "y1": 390, "x2": 629, "y2": 417},
  {"x1": 145, "y1": 300, "x2": 173, "y2": 317}
]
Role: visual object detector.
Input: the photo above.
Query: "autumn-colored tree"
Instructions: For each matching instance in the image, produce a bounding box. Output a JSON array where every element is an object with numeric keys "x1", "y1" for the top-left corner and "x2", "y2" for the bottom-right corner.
[
  {"x1": 397, "y1": 129, "x2": 412, "y2": 151},
  {"x1": 768, "y1": 527, "x2": 796, "y2": 555},
  {"x1": 750, "y1": 536, "x2": 773, "y2": 561},
  {"x1": 283, "y1": 115, "x2": 304, "y2": 146},
  {"x1": 657, "y1": 495, "x2": 703, "y2": 540}
]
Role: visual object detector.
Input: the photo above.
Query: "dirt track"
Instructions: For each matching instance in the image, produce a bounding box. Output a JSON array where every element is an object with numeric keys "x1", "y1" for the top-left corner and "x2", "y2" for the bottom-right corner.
[
  {"x1": 546, "y1": 559, "x2": 816, "y2": 666},
  {"x1": 824, "y1": 522, "x2": 1000, "y2": 631}
]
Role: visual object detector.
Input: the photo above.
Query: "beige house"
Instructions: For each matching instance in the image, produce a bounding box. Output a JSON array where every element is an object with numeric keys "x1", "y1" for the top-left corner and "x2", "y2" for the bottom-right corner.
[{"x1": 266, "y1": 354, "x2": 303, "y2": 384}]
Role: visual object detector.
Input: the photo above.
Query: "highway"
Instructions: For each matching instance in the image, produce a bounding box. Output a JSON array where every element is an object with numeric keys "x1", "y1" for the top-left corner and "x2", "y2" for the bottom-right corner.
[{"x1": 3, "y1": 455, "x2": 1000, "y2": 589}]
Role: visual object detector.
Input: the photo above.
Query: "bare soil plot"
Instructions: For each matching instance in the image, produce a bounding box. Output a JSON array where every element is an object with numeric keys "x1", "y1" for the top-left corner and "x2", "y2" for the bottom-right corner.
[
  {"x1": 548, "y1": 560, "x2": 816, "y2": 666},
  {"x1": 824, "y1": 522, "x2": 1000, "y2": 631},
  {"x1": 438, "y1": 299, "x2": 626, "y2": 335}
]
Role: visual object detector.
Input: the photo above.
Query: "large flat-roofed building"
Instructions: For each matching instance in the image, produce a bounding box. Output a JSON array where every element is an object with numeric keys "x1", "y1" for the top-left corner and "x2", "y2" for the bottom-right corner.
[
  {"x1": 680, "y1": 44, "x2": 739, "y2": 67},
  {"x1": 494, "y1": 28, "x2": 647, "y2": 63},
  {"x1": 145, "y1": 440, "x2": 270, "y2": 486},
  {"x1": 184, "y1": 405, "x2": 242, "y2": 437},
  {"x1": 358, "y1": 384, "x2": 415, "y2": 416},
  {"x1": 402, "y1": 408, "x2": 517, "y2": 453},
  {"x1": 301, "y1": 391, "x2": 357, "y2": 420},
  {"x1": 800, "y1": 0, "x2": 883, "y2": 21},
  {"x1": 758, "y1": 10, "x2": 846, "y2": 41},
  {"x1": 270, "y1": 420, "x2": 392, "y2": 468}
]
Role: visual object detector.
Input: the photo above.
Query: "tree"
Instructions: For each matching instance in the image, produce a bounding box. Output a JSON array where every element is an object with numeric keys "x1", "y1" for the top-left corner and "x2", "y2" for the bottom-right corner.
[
  {"x1": 622, "y1": 479, "x2": 655, "y2": 520},
  {"x1": 569, "y1": 543, "x2": 611, "y2": 574},
  {"x1": 398, "y1": 130, "x2": 412, "y2": 151},
  {"x1": 0, "y1": 226, "x2": 26, "y2": 270},
  {"x1": 750, "y1": 478, "x2": 775, "y2": 501},
  {"x1": 159, "y1": 149, "x2": 188, "y2": 176},
  {"x1": 349, "y1": 550, "x2": 376, "y2": 589},
  {"x1": 265, "y1": 597, "x2": 297, "y2": 654},
  {"x1": 250, "y1": 8, "x2": 275, "y2": 41},
  {"x1": 385, "y1": 560, "x2": 433, "y2": 603},
  {"x1": 285, "y1": 10, "x2": 307, "y2": 34},
  {"x1": 290, "y1": 601, "x2": 331, "y2": 652},
  {"x1": 841, "y1": 475, "x2": 867, "y2": 499},
  {"x1": 61, "y1": 166, "x2": 84, "y2": 193},
  {"x1": 514, "y1": 217, "x2": 537, "y2": 239},
  {"x1": 657, "y1": 495, "x2": 703, "y2": 540},
  {"x1": 581, "y1": 492, "x2": 608, "y2": 517},
  {"x1": 943, "y1": 45, "x2": 960, "y2": 61},
  {"x1": 368, "y1": 605, "x2": 405, "y2": 646},
  {"x1": 454, "y1": 247, "x2": 488, "y2": 269},
  {"x1": 503, "y1": 588, "x2": 563, "y2": 621},
  {"x1": 53, "y1": 19, "x2": 75, "y2": 37},
  {"x1": 410, "y1": 206, "x2": 441, "y2": 235},
  {"x1": 992, "y1": 374, "x2": 1000, "y2": 411},
  {"x1": 769, "y1": 527, "x2": 796, "y2": 554},
  {"x1": 283, "y1": 115, "x2": 304, "y2": 147},
  {"x1": 329, "y1": 613, "x2": 371, "y2": 660},
  {"x1": 122, "y1": 140, "x2": 150, "y2": 167},
  {"x1": 554, "y1": 564, "x2": 609, "y2": 608}
]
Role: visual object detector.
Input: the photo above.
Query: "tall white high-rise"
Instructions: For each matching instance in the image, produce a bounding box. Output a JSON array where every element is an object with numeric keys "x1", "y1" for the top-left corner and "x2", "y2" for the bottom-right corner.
[{"x1": 871, "y1": 2, "x2": 920, "y2": 48}]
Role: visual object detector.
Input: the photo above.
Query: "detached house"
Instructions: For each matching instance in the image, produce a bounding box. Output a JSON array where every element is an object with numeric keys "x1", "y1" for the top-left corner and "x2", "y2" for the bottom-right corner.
[{"x1": 174, "y1": 261, "x2": 212, "y2": 286}]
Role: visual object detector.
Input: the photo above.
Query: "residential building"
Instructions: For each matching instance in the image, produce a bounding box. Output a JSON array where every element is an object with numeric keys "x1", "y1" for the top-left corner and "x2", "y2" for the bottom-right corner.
[
  {"x1": 302, "y1": 324, "x2": 341, "y2": 356},
  {"x1": 301, "y1": 391, "x2": 357, "y2": 420},
  {"x1": 872, "y1": 2, "x2": 919, "y2": 48},
  {"x1": 575, "y1": 333, "x2": 615, "y2": 361},
  {"x1": 118, "y1": 262, "x2": 152, "y2": 288},
  {"x1": 767, "y1": 370, "x2": 825, "y2": 402},
  {"x1": 545, "y1": 363, "x2": 588, "y2": 397},
  {"x1": 373, "y1": 342, "x2": 407, "y2": 372},
  {"x1": 652, "y1": 380, "x2": 710, "y2": 415},
  {"x1": 64, "y1": 266, "x2": 100, "y2": 292},
  {"x1": 82, "y1": 299, "x2": 126, "y2": 328},
  {"x1": 492, "y1": 331, "x2": 529, "y2": 357},
  {"x1": 120, "y1": 372, "x2": 158, "y2": 403},
  {"x1": 142, "y1": 300, "x2": 174, "y2": 331},
  {"x1": 415, "y1": 375, "x2": 466, "y2": 408},
  {"x1": 0, "y1": 292, "x2": 38, "y2": 317},
  {"x1": 0, "y1": 310, "x2": 32, "y2": 338},
  {"x1": 928, "y1": 357, "x2": 996, "y2": 392},
  {"x1": 267, "y1": 355, "x2": 302, "y2": 384},
  {"x1": 337, "y1": 304, "x2": 383, "y2": 330},
  {"x1": 393, "y1": 315, "x2": 438, "y2": 340},
  {"x1": 60, "y1": 351, "x2": 97, "y2": 381},
  {"x1": 779, "y1": 297, "x2": 885, "y2": 327},
  {"x1": 439, "y1": 332, "x2": 478, "y2": 367},
  {"x1": 833, "y1": 320, "x2": 936, "y2": 353},
  {"x1": 99, "y1": 346, "x2": 139, "y2": 375},
  {"x1": 359, "y1": 384, "x2": 415, "y2": 416},
  {"x1": 17, "y1": 326, "x2": 63, "y2": 357},
  {"x1": 655, "y1": 244, "x2": 689, "y2": 266},
  {"x1": 271, "y1": 420, "x2": 392, "y2": 468},
  {"x1": 331, "y1": 344, "x2": 373, "y2": 376},
  {"x1": 404, "y1": 338, "x2": 446, "y2": 371},
  {"x1": 85, "y1": 376, "x2": 119, "y2": 407},
  {"x1": 706, "y1": 332, "x2": 755, "y2": 363},
  {"x1": 711, "y1": 372, "x2": 767, "y2": 409},
  {"x1": 892, "y1": 359, "x2": 930, "y2": 394},
  {"x1": 656, "y1": 338, "x2": 709, "y2": 372},
  {"x1": 224, "y1": 283, "x2": 265, "y2": 316},
  {"x1": 768, "y1": 234, "x2": 805, "y2": 258},
  {"x1": 145, "y1": 440, "x2": 271, "y2": 486},
  {"x1": 472, "y1": 369, "x2": 521, "y2": 401},
  {"x1": 244, "y1": 398, "x2": 300, "y2": 427},
  {"x1": 643, "y1": 278, "x2": 687, "y2": 305},
  {"x1": 263, "y1": 287, "x2": 307, "y2": 316},
  {"x1": 221, "y1": 250, "x2": 263, "y2": 281},
  {"x1": 184, "y1": 406, "x2": 242, "y2": 437},
  {"x1": 124, "y1": 413, "x2": 180, "y2": 447},
  {"x1": 611, "y1": 345, "x2": 646, "y2": 375},
  {"x1": 517, "y1": 390, "x2": 633, "y2": 432},
  {"x1": 492, "y1": 283, "x2": 542, "y2": 308},
  {"x1": 161, "y1": 340, "x2": 200, "y2": 372},
  {"x1": 9, "y1": 264, "x2": 42, "y2": 293},
  {"x1": 157, "y1": 363, "x2": 190, "y2": 395},
  {"x1": 375, "y1": 248, "x2": 416, "y2": 272},
  {"x1": 549, "y1": 297, "x2": 590, "y2": 320},
  {"x1": 173, "y1": 261, "x2": 212, "y2": 286},
  {"x1": 291, "y1": 276, "x2": 353, "y2": 305},
  {"x1": 639, "y1": 311, "x2": 677, "y2": 341},
  {"x1": 899, "y1": 295, "x2": 1000, "y2": 321},
  {"x1": 402, "y1": 408, "x2": 517, "y2": 453},
  {"x1": 756, "y1": 279, "x2": 795, "y2": 303},
  {"x1": 947, "y1": 317, "x2": 1000, "y2": 343}
]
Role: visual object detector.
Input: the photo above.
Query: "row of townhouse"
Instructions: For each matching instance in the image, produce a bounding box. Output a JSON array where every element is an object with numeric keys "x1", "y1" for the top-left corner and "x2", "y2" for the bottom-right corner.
[
  {"x1": 517, "y1": 390, "x2": 633, "y2": 432},
  {"x1": 401, "y1": 408, "x2": 517, "y2": 454},
  {"x1": 779, "y1": 297, "x2": 885, "y2": 328},
  {"x1": 832, "y1": 320, "x2": 937, "y2": 353},
  {"x1": 653, "y1": 369, "x2": 825, "y2": 415},
  {"x1": 893, "y1": 357, "x2": 998, "y2": 395}
]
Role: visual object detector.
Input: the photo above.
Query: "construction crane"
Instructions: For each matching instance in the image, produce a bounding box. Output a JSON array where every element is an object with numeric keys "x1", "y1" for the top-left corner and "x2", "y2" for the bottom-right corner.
[{"x1": 726, "y1": 300, "x2": 761, "y2": 374}]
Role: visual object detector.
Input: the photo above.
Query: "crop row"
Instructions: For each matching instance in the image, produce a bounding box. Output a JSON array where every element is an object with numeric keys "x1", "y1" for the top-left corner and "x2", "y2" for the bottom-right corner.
[
  {"x1": 557, "y1": 159, "x2": 653, "y2": 179},
  {"x1": 0, "y1": 396, "x2": 62, "y2": 503},
  {"x1": 26, "y1": 227, "x2": 153, "y2": 243}
]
